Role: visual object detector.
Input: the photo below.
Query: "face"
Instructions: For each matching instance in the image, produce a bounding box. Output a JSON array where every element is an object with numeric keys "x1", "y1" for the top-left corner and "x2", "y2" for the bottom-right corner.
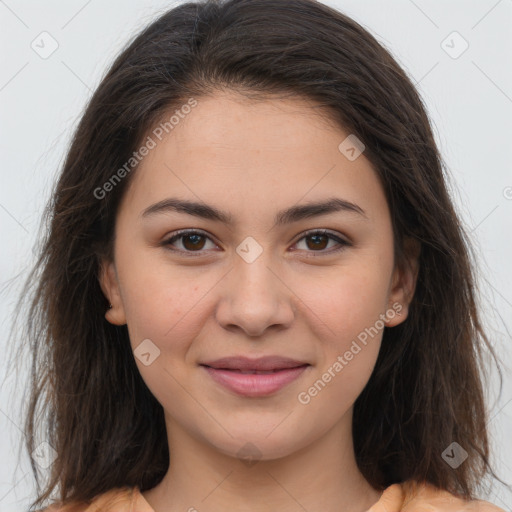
[{"x1": 100, "y1": 90, "x2": 417, "y2": 461}]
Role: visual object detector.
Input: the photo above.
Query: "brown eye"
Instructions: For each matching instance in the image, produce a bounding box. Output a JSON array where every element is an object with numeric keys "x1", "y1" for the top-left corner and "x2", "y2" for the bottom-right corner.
[
  {"x1": 162, "y1": 230, "x2": 217, "y2": 253},
  {"x1": 181, "y1": 233, "x2": 206, "y2": 251},
  {"x1": 305, "y1": 233, "x2": 329, "y2": 250},
  {"x1": 293, "y1": 230, "x2": 350, "y2": 254}
]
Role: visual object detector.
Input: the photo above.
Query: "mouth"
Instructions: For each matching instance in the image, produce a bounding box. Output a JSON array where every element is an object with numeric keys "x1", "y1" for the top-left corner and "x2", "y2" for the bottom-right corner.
[
  {"x1": 204, "y1": 368, "x2": 301, "y2": 374},
  {"x1": 200, "y1": 359, "x2": 311, "y2": 397}
]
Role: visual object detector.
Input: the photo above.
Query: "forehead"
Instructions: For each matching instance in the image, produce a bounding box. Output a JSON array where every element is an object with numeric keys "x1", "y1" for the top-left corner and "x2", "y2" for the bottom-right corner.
[
  {"x1": 118, "y1": 91, "x2": 388, "y2": 226},
  {"x1": 168, "y1": 91, "x2": 342, "y2": 155}
]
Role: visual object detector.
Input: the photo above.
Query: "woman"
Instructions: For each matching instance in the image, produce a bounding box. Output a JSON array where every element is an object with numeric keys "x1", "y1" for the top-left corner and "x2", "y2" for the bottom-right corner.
[{"x1": 16, "y1": 0, "x2": 507, "y2": 510}]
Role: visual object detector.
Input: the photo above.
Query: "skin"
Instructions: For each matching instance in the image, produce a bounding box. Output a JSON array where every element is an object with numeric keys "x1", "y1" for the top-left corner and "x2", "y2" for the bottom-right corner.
[{"x1": 100, "y1": 90, "x2": 419, "y2": 512}]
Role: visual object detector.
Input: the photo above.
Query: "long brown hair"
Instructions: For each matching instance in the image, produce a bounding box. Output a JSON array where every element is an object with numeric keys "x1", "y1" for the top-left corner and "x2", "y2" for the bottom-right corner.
[{"x1": 8, "y1": 0, "x2": 506, "y2": 509}]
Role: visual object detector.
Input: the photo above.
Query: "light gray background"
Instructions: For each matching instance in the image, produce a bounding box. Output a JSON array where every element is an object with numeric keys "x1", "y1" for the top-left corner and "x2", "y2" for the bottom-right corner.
[{"x1": 1, "y1": 1, "x2": 511, "y2": 510}]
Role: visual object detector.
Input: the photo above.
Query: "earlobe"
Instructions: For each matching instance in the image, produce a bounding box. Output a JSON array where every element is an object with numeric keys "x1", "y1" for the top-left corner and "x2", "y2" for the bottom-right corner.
[
  {"x1": 98, "y1": 258, "x2": 127, "y2": 326},
  {"x1": 385, "y1": 237, "x2": 420, "y2": 327}
]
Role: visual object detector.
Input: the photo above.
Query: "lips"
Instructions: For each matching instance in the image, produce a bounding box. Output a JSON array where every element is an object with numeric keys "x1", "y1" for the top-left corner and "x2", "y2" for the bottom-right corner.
[
  {"x1": 200, "y1": 356, "x2": 310, "y2": 397},
  {"x1": 216, "y1": 369, "x2": 288, "y2": 375},
  {"x1": 200, "y1": 355, "x2": 308, "y2": 372}
]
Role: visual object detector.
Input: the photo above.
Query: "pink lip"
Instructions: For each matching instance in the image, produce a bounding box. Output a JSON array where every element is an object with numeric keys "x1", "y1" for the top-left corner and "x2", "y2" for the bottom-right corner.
[
  {"x1": 201, "y1": 355, "x2": 308, "y2": 371},
  {"x1": 201, "y1": 365, "x2": 310, "y2": 397}
]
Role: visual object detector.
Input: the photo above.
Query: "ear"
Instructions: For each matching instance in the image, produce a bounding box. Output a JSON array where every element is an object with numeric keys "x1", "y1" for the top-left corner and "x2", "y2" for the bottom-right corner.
[
  {"x1": 98, "y1": 257, "x2": 127, "y2": 326},
  {"x1": 385, "y1": 237, "x2": 420, "y2": 327}
]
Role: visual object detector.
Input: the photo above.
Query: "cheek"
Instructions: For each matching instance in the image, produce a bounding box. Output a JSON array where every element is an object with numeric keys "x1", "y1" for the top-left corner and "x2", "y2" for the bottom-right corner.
[
  {"x1": 296, "y1": 279, "x2": 384, "y2": 419},
  {"x1": 294, "y1": 255, "x2": 392, "y2": 404},
  {"x1": 301, "y1": 257, "x2": 392, "y2": 348},
  {"x1": 116, "y1": 260, "x2": 209, "y2": 407},
  {"x1": 115, "y1": 246, "x2": 206, "y2": 354}
]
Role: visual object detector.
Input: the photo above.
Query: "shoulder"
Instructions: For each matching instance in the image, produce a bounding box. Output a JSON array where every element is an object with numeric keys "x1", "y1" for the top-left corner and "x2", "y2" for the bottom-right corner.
[
  {"x1": 37, "y1": 486, "x2": 138, "y2": 512},
  {"x1": 369, "y1": 481, "x2": 506, "y2": 512},
  {"x1": 401, "y1": 481, "x2": 506, "y2": 512}
]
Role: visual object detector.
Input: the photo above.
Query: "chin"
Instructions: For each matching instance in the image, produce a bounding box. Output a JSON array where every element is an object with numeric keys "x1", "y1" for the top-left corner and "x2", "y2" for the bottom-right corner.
[{"x1": 205, "y1": 426, "x2": 312, "y2": 463}]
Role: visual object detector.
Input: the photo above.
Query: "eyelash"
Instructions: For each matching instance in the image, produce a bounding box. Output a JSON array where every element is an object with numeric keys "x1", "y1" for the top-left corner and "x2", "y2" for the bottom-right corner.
[{"x1": 161, "y1": 229, "x2": 351, "y2": 257}]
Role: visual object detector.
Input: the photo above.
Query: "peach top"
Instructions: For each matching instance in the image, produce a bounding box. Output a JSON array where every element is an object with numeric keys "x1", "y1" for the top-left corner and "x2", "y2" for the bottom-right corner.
[{"x1": 43, "y1": 481, "x2": 506, "y2": 512}]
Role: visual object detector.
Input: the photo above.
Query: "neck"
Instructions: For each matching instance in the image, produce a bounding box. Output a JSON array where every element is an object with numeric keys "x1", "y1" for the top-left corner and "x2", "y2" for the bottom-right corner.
[{"x1": 143, "y1": 410, "x2": 382, "y2": 512}]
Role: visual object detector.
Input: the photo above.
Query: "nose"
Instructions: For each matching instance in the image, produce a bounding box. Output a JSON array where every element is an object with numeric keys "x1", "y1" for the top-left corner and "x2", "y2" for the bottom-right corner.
[{"x1": 214, "y1": 249, "x2": 295, "y2": 338}]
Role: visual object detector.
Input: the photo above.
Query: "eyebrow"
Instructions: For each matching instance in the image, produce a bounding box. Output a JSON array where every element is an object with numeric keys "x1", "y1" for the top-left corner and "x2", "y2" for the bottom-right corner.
[{"x1": 140, "y1": 197, "x2": 368, "y2": 225}]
